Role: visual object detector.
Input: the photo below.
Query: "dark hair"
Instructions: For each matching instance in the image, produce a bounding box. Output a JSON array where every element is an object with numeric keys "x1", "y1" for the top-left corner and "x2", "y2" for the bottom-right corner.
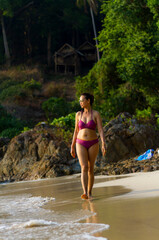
[{"x1": 81, "y1": 93, "x2": 94, "y2": 106}]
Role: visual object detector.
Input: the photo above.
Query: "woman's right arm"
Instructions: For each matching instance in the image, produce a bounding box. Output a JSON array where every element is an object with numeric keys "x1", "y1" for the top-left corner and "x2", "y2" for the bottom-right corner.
[{"x1": 70, "y1": 112, "x2": 79, "y2": 158}]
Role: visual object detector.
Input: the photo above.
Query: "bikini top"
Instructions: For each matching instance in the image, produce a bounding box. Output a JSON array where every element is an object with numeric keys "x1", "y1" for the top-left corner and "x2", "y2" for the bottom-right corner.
[{"x1": 78, "y1": 110, "x2": 96, "y2": 131}]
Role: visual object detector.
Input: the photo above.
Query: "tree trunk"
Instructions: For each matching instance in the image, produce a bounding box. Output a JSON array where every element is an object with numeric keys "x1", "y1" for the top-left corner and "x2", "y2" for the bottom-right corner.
[
  {"x1": 1, "y1": 15, "x2": 11, "y2": 67},
  {"x1": 84, "y1": 0, "x2": 88, "y2": 14},
  {"x1": 90, "y1": 7, "x2": 102, "y2": 93},
  {"x1": 47, "y1": 32, "x2": 51, "y2": 67},
  {"x1": 90, "y1": 7, "x2": 100, "y2": 62}
]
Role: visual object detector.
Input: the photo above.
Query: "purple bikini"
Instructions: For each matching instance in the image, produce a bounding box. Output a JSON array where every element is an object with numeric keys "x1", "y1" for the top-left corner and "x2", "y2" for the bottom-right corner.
[{"x1": 76, "y1": 111, "x2": 99, "y2": 149}]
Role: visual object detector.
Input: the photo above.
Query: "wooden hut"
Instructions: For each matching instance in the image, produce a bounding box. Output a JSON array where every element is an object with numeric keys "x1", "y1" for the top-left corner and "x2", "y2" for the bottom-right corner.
[
  {"x1": 78, "y1": 41, "x2": 97, "y2": 62},
  {"x1": 54, "y1": 43, "x2": 83, "y2": 75}
]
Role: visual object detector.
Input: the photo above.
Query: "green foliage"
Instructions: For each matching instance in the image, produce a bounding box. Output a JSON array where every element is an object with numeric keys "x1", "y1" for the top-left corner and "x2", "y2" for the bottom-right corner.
[
  {"x1": 0, "y1": 0, "x2": 22, "y2": 17},
  {"x1": 76, "y1": 61, "x2": 107, "y2": 106},
  {"x1": 22, "y1": 79, "x2": 42, "y2": 91},
  {"x1": 97, "y1": 83, "x2": 145, "y2": 119},
  {"x1": 98, "y1": 0, "x2": 159, "y2": 89},
  {"x1": 0, "y1": 104, "x2": 26, "y2": 138},
  {"x1": 0, "y1": 115, "x2": 24, "y2": 133},
  {"x1": 51, "y1": 113, "x2": 75, "y2": 143},
  {"x1": 42, "y1": 97, "x2": 69, "y2": 121},
  {"x1": 0, "y1": 104, "x2": 6, "y2": 115},
  {"x1": 135, "y1": 107, "x2": 152, "y2": 121},
  {"x1": 69, "y1": 100, "x2": 80, "y2": 112},
  {"x1": 42, "y1": 97, "x2": 80, "y2": 122},
  {"x1": 76, "y1": 0, "x2": 159, "y2": 120},
  {"x1": 156, "y1": 115, "x2": 159, "y2": 130},
  {"x1": 0, "y1": 84, "x2": 23, "y2": 101},
  {"x1": 0, "y1": 66, "x2": 44, "y2": 102},
  {"x1": 21, "y1": 126, "x2": 31, "y2": 133},
  {"x1": 51, "y1": 113, "x2": 75, "y2": 131},
  {"x1": 0, "y1": 127, "x2": 21, "y2": 138},
  {"x1": 139, "y1": 88, "x2": 159, "y2": 112}
]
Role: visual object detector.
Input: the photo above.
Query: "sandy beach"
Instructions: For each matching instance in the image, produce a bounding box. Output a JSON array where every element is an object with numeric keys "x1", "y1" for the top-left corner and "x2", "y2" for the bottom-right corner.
[
  {"x1": 1, "y1": 171, "x2": 159, "y2": 240},
  {"x1": 95, "y1": 170, "x2": 159, "y2": 199}
]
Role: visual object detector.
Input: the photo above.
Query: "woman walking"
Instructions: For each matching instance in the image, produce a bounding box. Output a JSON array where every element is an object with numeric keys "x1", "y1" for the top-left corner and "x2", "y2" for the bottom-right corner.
[{"x1": 71, "y1": 93, "x2": 106, "y2": 199}]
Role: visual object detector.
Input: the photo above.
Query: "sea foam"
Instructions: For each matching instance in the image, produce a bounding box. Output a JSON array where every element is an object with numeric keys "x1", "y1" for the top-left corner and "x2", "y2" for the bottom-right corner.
[{"x1": 0, "y1": 194, "x2": 109, "y2": 240}]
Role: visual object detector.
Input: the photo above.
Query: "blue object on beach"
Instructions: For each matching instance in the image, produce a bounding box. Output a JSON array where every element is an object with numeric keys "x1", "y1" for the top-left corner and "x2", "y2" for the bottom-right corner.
[{"x1": 135, "y1": 149, "x2": 154, "y2": 161}]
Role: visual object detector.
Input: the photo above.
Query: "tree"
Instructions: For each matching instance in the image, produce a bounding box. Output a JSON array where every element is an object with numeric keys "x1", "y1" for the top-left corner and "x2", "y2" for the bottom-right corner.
[
  {"x1": 30, "y1": 0, "x2": 90, "y2": 66},
  {"x1": 98, "y1": 0, "x2": 159, "y2": 89},
  {"x1": 76, "y1": 0, "x2": 159, "y2": 117},
  {"x1": 0, "y1": 0, "x2": 13, "y2": 66},
  {"x1": 0, "y1": 0, "x2": 33, "y2": 66},
  {"x1": 76, "y1": 0, "x2": 100, "y2": 61}
]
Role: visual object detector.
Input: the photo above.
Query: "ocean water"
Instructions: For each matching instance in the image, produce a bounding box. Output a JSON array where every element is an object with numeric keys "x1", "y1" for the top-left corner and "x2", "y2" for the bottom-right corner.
[
  {"x1": 3, "y1": 174, "x2": 159, "y2": 240},
  {"x1": 0, "y1": 177, "x2": 110, "y2": 240}
]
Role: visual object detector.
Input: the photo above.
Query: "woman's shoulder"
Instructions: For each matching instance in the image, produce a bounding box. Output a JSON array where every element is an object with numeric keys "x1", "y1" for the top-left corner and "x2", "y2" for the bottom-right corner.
[{"x1": 76, "y1": 111, "x2": 81, "y2": 118}]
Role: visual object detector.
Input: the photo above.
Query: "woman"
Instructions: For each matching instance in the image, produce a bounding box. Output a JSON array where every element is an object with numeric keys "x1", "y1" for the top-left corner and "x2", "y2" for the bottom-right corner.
[{"x1": 71, "y1": 93, "x2": 106, "y2": 200}]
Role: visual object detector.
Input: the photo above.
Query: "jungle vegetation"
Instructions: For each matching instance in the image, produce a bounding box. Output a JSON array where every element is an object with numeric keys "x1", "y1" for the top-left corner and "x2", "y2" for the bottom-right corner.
[{"x1": 0, "y1": 0, "x2": 159, "y2": 138}]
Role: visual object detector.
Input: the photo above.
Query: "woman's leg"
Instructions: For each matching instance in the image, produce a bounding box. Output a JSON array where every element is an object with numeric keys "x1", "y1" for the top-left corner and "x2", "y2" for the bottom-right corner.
[
  {"x1": 76, "y1": 143, "x2": 89, "y2": 196},
  {"x1": 88, "y1": 143, "x2": 99, "y2": 198}
]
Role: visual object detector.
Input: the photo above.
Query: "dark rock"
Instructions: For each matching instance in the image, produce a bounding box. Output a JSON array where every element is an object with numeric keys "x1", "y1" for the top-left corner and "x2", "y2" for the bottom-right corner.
[
  {"x1": 143, "y1": 166, "x2": 153, "y2": 172},
  {"x1": 0, "y1": 138, "x2": 10, "y2": 160},
  {"x1": 0, "y1": 126, "x2": 80, "y2": 182},
  {"x1": 0, "y1": 113, "x2": 159, "y2": 182},
  {"x1": 99, "y1": 112, "x2": 159, "y2": 163}
]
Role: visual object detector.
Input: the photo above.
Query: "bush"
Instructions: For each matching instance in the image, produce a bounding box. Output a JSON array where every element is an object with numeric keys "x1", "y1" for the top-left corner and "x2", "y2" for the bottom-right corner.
[
  {"x1": 69, "y1": 100, "x2": 81, "y2": 113},
  {"x1": 0, "y1": 128, "x2": 21, "y2": 138},
  {"x1": 96, "y1": 83, "x2": 146, "y2": 120},
  {"x1": 135, "y1": 107, "x2": 152, "y2": 121},
  {"x1": 0, "y1": 115, "x2": 24, "y2": 133},
  {"x1": 21, "y1": 126, "x2": 31, "y2": 133},
  {"x1": 0, "y1": 104, "x2": 27, "y2": 138},
  {"x1": 22, "y1": 78, "x2": 42, "y2": 91},
  {"x1": 51, "y1": 113, "x2": 75, "y2": 131},
  {"x1": 0, "y1": 84, "x2": 23, "y2": 101},
  {"x1": 51, "y1": 113, "x2": 75, "y2": 143},
  {"x1": 139, "y1": 89, "x2": 159, "y2": 113},
  {"x1": 42, "y1": 97, "x2": 69, "y2": 121},
  {"x1": 75, "y1": 60, "x2": 121, "y2": 107},
  {"x1": 156, "y1": 115, "x2": 159, "y2": 130}
]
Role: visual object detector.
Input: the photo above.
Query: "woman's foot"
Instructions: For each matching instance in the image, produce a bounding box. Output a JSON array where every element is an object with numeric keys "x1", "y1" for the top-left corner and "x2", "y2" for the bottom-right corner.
[
  {"x1": 81, "y1": 194, "x2": 88, "y2": 200},
  {"x1": 88, "y1": 194, "x2": 93, "y2": 200}
]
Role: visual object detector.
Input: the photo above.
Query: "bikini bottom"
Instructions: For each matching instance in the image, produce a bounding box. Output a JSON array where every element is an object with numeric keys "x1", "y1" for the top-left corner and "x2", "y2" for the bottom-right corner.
[{"x1": 76, "y1": 138, "x2": 99, "y2": 150}]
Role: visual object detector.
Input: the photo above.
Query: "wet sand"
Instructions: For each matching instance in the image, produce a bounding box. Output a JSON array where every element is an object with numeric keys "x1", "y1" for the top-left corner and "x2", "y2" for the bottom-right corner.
[{"x1": 1, "y1": 172, "x2": 159, "y2": 239}]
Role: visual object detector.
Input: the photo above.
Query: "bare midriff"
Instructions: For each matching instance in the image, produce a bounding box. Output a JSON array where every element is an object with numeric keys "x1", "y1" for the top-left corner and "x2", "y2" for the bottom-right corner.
[{"x1": 77, "y1": 128, "x2": 98, "y2": 141}]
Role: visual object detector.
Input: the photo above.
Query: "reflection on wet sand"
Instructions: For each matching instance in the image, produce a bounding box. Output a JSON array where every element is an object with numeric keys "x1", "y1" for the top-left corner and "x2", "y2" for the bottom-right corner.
[
  {"x1": 82, "y1": 200, "x2": 101, "y2": 237},
  {"x1": 2, "y1": 174, "x2": 159, "y2": 240}
]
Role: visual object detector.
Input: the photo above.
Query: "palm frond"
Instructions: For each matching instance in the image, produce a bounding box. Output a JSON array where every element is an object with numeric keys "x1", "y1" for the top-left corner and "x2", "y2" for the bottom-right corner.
[{"x1": 88, "y1": 0, "x2": 98, "y2": 15}]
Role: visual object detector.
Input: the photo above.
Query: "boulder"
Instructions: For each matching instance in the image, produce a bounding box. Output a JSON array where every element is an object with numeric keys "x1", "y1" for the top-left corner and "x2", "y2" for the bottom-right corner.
[
  {"x1": 99, "y1": 112, "x2": 159, "y2": 164},
  {"x1": 95, "y1": 148, "x2": 159, "y2": 176},
  {"x1": 0, "y1": 112, "x2": 159, "y2": 182},
  {"x1": 0, "y1": 124, "x2": 80, "y2": 182},
  {"x1": 0, "y1": 137, "x2": 10, "y2": 160}
]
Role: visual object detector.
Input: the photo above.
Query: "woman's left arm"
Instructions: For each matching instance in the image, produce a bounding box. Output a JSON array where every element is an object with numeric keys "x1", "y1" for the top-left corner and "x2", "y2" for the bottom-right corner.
[{"x1": 96, "y1": 111, "x2": 106, "y2": 156}]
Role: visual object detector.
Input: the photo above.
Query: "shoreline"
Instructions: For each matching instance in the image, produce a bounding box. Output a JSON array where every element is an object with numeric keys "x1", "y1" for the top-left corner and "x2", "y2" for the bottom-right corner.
[
  {"x1": 94, "y1": 170, "x2": 159, "y2": 199},
  {"x1": 1, "y1": 170, "x2": 159, "y2": 199},
  {"x1": 1, "y1": 171, "x2": 159, "y2": 239}
]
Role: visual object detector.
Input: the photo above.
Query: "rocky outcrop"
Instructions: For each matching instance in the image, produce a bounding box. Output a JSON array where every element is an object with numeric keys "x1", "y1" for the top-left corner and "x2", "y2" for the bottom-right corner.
[
  {"x1": 98, "y1": 112, "x2": 159, "y2": 164},
  {"x1": 95, "y1": 148, "x2": 159, "y2": 175},
  {"x1": 0, "y1": 124, "x2": 80, "y2": 182},
  {"x1": 0, "y1": 138, "x2": 10, "y2": 159},
  {"x1": 0, "y1": 112, "x2": 159, "y2": 182}
]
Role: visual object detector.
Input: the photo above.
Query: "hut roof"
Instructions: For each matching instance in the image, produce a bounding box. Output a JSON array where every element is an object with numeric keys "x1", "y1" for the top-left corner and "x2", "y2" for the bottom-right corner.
[
  {"x1": 78, "y1": 41, "x2": 95, "y2": 51},
  {"x1": 54, "y1": 43, "x2": 84, "y2": 58}
]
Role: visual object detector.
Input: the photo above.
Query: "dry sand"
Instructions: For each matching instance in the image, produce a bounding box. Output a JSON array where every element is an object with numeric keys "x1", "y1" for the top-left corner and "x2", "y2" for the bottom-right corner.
[{"x1": 95, "y1": 170, "x2": 159, "y2": 199}]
